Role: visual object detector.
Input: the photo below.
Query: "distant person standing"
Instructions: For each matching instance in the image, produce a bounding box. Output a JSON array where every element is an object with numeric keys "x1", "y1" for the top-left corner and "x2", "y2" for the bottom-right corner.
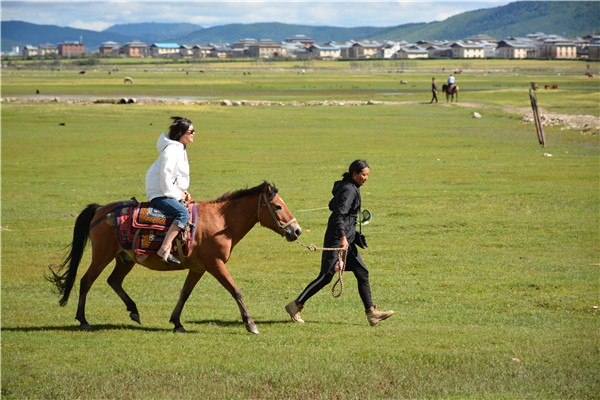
[{"x1": 430, "y1": 77, "x2": 439, "y2": 103}]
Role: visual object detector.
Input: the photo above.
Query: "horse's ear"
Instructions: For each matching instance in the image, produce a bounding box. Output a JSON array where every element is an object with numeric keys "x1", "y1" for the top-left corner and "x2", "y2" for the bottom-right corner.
[
  {"x1": 262, "y1": 181, "x2": 270, "y2": 193},
  {"x1": 264, "y1": 181, "x2": 278, "y2": 200}
]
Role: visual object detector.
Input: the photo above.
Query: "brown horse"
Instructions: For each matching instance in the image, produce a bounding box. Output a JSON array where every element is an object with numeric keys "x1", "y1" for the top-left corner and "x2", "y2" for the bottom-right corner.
[
  {"x1": 442, "y1": 84, "x2": 459, "y2": 102},
  {"x1": 47, "y1": 181, "x2": 302, "y2": 334}
]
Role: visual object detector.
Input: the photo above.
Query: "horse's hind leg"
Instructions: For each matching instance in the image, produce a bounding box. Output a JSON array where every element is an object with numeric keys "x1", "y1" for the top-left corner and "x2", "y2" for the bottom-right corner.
[
  {"x1": 170, "y1": 270, "x2": 205, "y2": 333},
  {"x1": 76, "y1": 257, "x2": 115, "y2": 329},
  {"x1": 76, "y1": 233, "x2": 119, "y2": 329},
  {"x1": 107, "y1": 254, "x2": 140, "y2": 324}
]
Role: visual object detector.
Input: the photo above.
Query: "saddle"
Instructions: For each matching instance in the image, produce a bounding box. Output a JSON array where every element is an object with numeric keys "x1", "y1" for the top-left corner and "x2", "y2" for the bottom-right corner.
[{"x1": 114, "y1": 199, "x2": 198, "y2": 258}]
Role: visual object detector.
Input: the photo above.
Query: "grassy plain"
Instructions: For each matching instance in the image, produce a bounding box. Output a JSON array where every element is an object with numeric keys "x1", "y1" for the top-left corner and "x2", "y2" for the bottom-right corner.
[{"x1": 1, "y1": 59, "x2": 599, "y2": 399}]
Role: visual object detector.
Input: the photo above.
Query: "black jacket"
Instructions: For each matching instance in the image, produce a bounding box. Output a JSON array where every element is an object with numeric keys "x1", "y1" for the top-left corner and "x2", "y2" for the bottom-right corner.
[{"x1": 325, "y1": 179, "x2": 361, "y2": 246}]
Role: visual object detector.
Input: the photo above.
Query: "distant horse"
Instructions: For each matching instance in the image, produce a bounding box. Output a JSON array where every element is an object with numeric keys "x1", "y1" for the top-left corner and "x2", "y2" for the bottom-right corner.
[
  {"x1": 47, "y1": 182, "x2": 302, "y2": 334},
  {"x1": 442, "y1": 84, "x2": 459, "y2": 102}
]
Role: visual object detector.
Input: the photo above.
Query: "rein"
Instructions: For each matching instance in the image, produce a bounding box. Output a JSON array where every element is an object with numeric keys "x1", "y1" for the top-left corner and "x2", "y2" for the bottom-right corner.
[
  {"x1": 257, "y1": 192, "x2": 297, "y2": 237},
  {"x1": 297, "y1": 241, "x2": 348, "y2": 298}
]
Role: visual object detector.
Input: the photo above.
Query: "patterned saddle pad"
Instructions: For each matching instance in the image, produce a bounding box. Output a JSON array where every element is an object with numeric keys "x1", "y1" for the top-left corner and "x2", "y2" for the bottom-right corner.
[{"x1": 116, "y1": 200, "x2": 197, "y2": 257}]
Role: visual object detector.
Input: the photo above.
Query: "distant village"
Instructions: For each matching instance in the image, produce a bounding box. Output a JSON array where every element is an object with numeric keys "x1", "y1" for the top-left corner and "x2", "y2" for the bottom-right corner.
[{"x1": 14, "y1": 32, "x2": 600, "y2": 60}]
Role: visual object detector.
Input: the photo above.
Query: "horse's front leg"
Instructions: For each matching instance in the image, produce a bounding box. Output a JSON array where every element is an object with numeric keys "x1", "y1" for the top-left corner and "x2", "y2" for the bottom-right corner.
[
  {"x1": 233, "y1": 287, "x2": 259, "y2": 335},
  {"x1": 170, "y1": 270, "x2": 205, "y2": 333},
  {"x1": 209, "y1": 260, "x2": 259, "y2": 334}
]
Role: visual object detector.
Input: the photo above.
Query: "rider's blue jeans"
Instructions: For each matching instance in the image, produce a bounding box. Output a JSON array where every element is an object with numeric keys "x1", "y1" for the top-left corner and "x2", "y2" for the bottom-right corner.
[{"x1": 150, "y1": 196, "x2": 189, "y2": 229}]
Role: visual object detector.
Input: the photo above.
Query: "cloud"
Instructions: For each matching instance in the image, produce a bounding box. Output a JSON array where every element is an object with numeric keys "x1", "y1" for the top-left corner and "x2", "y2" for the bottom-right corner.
[
  {"x1": 70, "y1": 19, "x2": 112, "y2": 31},
  {"x1": 2, "y1": 1, "x2": 511, "y2": 30}
]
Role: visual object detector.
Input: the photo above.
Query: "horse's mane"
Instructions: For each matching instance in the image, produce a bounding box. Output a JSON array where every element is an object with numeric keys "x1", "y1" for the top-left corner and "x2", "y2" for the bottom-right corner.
[{"x1": 210, "y1": 181, "x2": 278, "y2": 203}]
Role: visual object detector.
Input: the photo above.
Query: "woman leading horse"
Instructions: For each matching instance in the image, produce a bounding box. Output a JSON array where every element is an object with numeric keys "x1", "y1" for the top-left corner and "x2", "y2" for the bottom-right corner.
[{"x1": 47, "y1": 181, "x2": 302, "y2": 334}]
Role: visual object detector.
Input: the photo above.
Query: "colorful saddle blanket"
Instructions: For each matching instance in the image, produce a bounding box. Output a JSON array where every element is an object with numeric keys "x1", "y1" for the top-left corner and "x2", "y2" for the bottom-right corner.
[{"x1": 115, "y1": 200, "x2": 197, "y2": 257}]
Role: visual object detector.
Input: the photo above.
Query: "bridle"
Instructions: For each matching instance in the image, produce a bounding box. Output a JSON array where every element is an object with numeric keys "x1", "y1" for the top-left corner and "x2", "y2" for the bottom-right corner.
[{"x1": 257, "y1": 192, "x2": 297, "y2": 237}]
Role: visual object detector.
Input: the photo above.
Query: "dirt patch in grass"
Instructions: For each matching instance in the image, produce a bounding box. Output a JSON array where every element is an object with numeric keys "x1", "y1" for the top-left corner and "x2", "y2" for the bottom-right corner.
[
  {"x1": 517, "y1": 108, "x2": 600, "y2": 135},
  {"x1": 433, "y1": 101, "x2": 599, "y2": 135}
]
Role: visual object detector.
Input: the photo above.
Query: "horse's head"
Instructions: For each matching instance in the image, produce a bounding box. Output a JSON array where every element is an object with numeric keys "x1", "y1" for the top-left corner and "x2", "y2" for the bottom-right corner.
[{"x1": 258, "y1": 182, "x2": 302, "y2": 241}]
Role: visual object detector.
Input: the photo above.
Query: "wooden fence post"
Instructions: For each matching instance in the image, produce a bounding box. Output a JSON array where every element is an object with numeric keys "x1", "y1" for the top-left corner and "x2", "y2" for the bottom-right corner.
[{"x1": 529, "y1": 82, "x2": 547, "y2": 147}]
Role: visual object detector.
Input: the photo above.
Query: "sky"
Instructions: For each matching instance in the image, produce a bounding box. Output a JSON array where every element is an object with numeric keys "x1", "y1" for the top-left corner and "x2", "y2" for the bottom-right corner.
[{"x1": 1, "y1": 1, "x2": 513, "y2": 31}]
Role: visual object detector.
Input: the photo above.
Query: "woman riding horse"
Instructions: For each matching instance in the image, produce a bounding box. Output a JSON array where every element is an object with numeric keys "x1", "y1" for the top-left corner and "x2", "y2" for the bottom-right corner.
[{"x1": 47, "y1": 182, "x2": 302, "y2": 334}]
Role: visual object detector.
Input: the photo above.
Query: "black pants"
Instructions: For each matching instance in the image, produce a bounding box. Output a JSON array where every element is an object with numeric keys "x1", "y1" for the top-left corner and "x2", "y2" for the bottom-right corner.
[
  {"x1": 431, "y1": 91, "x2": 438, "y2": 103},
  {"x1": 296, "y1": 243, "x2": 373, "y2": 310}
]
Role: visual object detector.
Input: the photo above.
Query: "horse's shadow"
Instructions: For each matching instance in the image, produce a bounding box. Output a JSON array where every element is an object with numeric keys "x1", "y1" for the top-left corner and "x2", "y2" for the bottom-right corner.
[
  {"x1": 1, "y1": 319, "x2": 289, "y2": 333},
  {"x1": 188, "y1": 318, "x2": 359, "y2": 328},
  {"x1": 1, "y1": 324, "x2": 170, "y2": 333},
  {"x1": 2, "y1": 318, "x2": 356, "y2": 333},
  {"x1": 188, "y1": 318, "x2": 290, "y2": 328}
]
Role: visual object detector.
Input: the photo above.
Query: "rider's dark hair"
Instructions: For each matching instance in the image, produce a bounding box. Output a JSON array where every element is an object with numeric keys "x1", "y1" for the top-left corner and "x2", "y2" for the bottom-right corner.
[
  {"x1": 168, "y1": 116, "x2": 192, "y2": 141},
  {"x1": 342, "y1": 159, "x2": 369, "y2": 180}
]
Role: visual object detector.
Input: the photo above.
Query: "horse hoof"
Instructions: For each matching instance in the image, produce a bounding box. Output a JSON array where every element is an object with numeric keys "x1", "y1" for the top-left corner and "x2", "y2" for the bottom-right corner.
[
  {"x1": 130, "y1": 313, "x2": 141, "y2": 325},
  {"x1": 246, "y1": 324, "x2": 260, "y2": 335},
  {"x1": 80, "y1": 323, "x2": 93, "y2": 331},
  {"x1": 173, "y1": 326, "x2": 187, "y2": 333}
]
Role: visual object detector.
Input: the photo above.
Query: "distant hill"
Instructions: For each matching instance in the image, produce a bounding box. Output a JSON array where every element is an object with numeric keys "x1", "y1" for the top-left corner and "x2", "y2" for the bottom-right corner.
[
  {"x1": 2, "y1": 1, "x2": 598, "y2": 53},
  {"x1": 371, "y1": 1, "x2": 600, "y2": 41},
  {"x1": 176, "y1": 22, "x2": 388, "y2": 44},
  {"x1": 104, "y1": 22, "x2": 204, "y2": 42},
  {"x1": 0, "y1": 21, "x2": 131, "y2": 52}
]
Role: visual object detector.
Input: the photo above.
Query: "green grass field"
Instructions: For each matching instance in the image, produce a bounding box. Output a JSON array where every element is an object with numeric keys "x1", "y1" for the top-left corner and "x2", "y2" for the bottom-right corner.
[{"x1": 1, "y1": 60, "x2": 599, "y2": 399}]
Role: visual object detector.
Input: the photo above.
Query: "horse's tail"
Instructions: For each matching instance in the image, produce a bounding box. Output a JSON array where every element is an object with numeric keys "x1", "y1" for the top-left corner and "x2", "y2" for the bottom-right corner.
[{"x1": 46, "y1": 203, "x2": 100, "y2": 306}]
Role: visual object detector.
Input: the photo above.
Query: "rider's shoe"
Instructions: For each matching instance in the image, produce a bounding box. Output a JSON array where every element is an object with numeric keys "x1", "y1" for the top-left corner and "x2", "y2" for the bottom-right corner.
[
  {"x1": 158, "y1": 249, "x2": 181, "y2": 265},
  {"x1": 163, "y1": 254, "x2": 181, "y2": 265}
]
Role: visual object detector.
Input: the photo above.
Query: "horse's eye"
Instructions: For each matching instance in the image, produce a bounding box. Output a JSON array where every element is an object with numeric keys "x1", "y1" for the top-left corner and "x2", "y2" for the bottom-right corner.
[{"x1": 274, "y1": 204, "x2": 283, "y2": 211}]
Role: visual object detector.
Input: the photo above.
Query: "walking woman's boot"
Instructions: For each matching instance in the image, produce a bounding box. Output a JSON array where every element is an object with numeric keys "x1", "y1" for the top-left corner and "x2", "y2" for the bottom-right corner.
[
  {"x1": 366, "y1": 306, "x2": 394, "y2": 326},
  {"x1": 285, "y1": 300, "x2": 305, "y2": 323}
]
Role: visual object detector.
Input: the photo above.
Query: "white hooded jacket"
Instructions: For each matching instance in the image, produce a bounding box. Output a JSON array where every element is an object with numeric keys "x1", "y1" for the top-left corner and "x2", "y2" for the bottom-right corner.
[{"x1": 145, "y1": 132, "x2": 190, "y2": 201}]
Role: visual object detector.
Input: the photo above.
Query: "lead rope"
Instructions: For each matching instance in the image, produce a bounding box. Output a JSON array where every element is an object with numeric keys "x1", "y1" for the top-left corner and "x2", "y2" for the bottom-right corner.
[
  {"x1": 331, "y1": 249, "x2": 348, "y2": 298},
  {"x1": 297, "y1": 241, "x2": 348, "y2": 298}
]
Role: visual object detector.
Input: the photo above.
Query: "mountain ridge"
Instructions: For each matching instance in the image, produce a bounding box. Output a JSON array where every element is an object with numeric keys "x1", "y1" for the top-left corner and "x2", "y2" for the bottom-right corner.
[{"x1": 2, "y1": 1, "x2": 598, "y2": 53}]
